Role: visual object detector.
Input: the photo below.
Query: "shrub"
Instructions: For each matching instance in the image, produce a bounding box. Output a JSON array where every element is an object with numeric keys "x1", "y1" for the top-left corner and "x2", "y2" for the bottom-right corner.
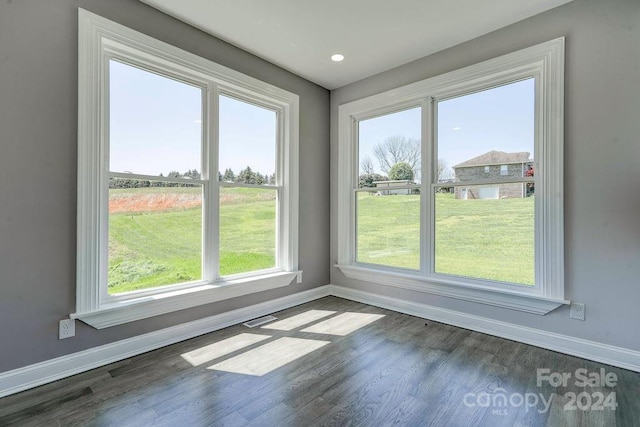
[{"x1": 388, "y1": 162, "x2": 414, "y2": 181}]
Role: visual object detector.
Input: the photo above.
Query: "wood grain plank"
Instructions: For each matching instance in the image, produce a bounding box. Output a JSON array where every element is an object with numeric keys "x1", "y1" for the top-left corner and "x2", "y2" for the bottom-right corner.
[{"x1": 0, "y1": 297, "x2": 638, "y2": 426}]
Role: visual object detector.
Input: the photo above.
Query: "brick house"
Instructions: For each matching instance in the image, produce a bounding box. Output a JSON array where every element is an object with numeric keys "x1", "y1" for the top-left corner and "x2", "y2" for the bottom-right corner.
[{"x1": 452, "y1": 150, "x2": 533, "y2": 199}]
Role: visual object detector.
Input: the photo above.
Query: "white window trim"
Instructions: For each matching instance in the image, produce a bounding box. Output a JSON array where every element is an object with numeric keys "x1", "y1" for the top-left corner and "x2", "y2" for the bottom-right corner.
[
  {"x1": 75, "y1": 9, "x2": 300, "y2": 328},
  {"x1": 337, "y1": 38, "x2": 567, "y2": 315}
]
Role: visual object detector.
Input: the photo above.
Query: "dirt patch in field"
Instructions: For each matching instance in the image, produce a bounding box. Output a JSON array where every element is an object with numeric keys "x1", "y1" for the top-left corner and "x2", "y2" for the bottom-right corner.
[
  {"x1": 109, "y1": 193, "x2": 202, "y2": 213},
  {"x1": 109, "y1": 189, "x2": 276, "y2": 213}
]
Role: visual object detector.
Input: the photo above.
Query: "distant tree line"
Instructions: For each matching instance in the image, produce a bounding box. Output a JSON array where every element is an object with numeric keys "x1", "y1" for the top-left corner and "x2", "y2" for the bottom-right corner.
[
  {"x1": 109, "y1": 167, "x2": 275, "y2": 189},
  {"x1": 221, "y1": 166, "x2": 276, "y2": 185}
]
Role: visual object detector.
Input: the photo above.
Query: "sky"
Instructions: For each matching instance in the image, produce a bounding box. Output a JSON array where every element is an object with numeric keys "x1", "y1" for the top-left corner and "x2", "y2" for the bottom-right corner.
[
  {"x1": 109, "y1": 60, "x2": 276, "y2": 179},
  {"x1": 358, "y1": 78, "x2": 535, "y2": 180},
  {"x1": 109, "y1": 59, "x2": 533, "y2": 181}
]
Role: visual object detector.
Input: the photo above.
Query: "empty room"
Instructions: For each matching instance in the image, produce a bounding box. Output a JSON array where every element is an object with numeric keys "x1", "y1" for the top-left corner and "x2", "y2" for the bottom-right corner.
[{"x1": 0, "y1": 0, "x2": 639, "y2": 425}]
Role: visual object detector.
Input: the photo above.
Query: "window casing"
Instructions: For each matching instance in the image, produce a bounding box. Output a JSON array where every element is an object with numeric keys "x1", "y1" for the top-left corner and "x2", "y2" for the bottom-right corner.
[
  {"x1": 337, "y1": 38, "x2": 566, "y2": 314},
  {"x1": 75, "y1": 10, "x2": 299, "y2": 328}
]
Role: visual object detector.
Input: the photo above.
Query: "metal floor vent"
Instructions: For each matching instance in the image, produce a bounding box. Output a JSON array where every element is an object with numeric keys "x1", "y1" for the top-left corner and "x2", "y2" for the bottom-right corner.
[{"x1": 243, "y1": 315, "x2": 277, "y2": 328}]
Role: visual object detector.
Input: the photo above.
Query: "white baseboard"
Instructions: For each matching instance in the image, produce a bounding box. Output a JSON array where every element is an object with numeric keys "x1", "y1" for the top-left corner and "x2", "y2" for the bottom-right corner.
[
  {"x1": 0, "y1": 286, "x2": 330, "y2": 398},
  {"x1": 328, "y1": 284, "x2": 640, "y2": 373},
  {"x1": 2, "y1": 283, "x2": 638, "y2": 399}
]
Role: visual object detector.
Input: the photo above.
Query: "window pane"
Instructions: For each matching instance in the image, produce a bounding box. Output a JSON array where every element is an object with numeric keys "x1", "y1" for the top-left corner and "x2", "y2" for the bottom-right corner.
[
  {"x1": 437, "y1": 79, "x2": 534, "y2": 184},
  {"x1": 109, "y1": 60, "x2": 202, "y2": 177},
  {"x1": 219, "y1": 95, "x2": 276, "y2": 185},
  {"x1": 356, "y1": 191, "x2": 419, "y2": 270},
  {"x1": 358, "y1": 107, "x2": 421, "y2": 187},
  {"x1": 220, "y1": 187, "x2": 276, "y2": 276},
  {"x1": 434, "y1": 192, "x2": 534, "y2": 285},
  {"x1": 108, "y1": 179, "x2": 202, "y2": 294}
]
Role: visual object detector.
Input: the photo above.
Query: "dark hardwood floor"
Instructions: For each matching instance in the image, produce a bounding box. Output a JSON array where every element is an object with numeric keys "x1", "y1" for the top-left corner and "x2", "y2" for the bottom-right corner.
[{"x1": 1, "y1": 296, "x2": 638, "y2": 426}]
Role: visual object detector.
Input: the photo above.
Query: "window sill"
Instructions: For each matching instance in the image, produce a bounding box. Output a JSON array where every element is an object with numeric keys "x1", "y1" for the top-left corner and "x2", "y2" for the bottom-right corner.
[
  {"x1": 72, "y1": 271, "x2": 301, "y2": 329},
  {"x1": 335, "y1": 264, "x2": 567, "y2": 315}
]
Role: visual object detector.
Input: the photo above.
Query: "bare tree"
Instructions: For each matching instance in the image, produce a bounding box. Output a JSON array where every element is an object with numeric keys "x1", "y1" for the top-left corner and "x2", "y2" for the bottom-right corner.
[
  {"x1": 437, "y1": 158, "x2": 452, "y2": 182},
  {"x1": 360, "y1": 156, "x2": 375, "y2": 175},
  {"x1": 373, "y1": 135, "x2": 421, "y2": 174}
]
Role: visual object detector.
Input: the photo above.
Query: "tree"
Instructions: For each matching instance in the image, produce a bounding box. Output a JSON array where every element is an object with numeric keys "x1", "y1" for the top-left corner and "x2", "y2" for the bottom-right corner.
[
  {"x1": 183, "y1": 169, "x2": 201, "y2": 180},
  {"x1": 167, "y1": 171, "x2": 182, "y2": 187},
  {"x1": 222, "y1": 168, "x2": 235, "y2": 182},
  {"x1": 373, "y1": 135, "x2": 420, "y2": 175},
  {"x1": 388, "y1": 162, "x2": 414, "y2": 181},
  {"x1": 360, "y1": 156, "x2": 375, "y2": 175},
  {"x1": 237, "y1": 166, "x2": 256, "y2": 184},
  {"x1": 437, "y1": 158, "x2": 451, "y2": 182}
]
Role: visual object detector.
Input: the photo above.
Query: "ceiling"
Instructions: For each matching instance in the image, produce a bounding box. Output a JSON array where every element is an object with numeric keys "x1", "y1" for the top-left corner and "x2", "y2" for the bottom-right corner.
[{"x1": 140, "y1": 0, "x2": 573, "y2": 90}]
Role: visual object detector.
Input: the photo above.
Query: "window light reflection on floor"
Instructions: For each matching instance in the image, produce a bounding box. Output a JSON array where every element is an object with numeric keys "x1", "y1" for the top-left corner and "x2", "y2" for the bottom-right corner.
[
  {"x1": 208, "y1": 337, "x2": 329, "y2": 376},
  {"x1": 301, "y1": 312, "x2": 385, "y2": 336},
  {"x1": 181, "y1": 310, "x2": 386, "y2": 376},
  {"x1": 261, "y1": 309, "x2": 337, "y2": 331},
  {"x1": 180, "y1": 333, "x2": 271, "y2": 366}
]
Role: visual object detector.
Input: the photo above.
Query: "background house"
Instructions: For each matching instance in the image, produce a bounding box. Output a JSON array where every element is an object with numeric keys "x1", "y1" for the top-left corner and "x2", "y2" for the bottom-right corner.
[
  {"x1": 452, "y1": 150, "x2": 533, "y2": 199},
  {"x1": 372, "y1": 180, "x2": 413, "y2": 195}
]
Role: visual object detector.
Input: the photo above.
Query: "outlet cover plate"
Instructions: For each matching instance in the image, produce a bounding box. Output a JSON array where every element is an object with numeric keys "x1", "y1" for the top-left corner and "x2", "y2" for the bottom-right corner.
[
  {"x1": 569, "y1": 302, "x2": 585, "y2": 321},
  {"x1": 59, "y1": 319, "x2": 76, "y2": 339}
]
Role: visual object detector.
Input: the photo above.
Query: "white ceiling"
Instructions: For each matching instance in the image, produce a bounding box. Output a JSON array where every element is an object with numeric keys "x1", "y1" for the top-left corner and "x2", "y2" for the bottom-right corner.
[{"x1": 140, "y1": 0, "x2": 573, "y2": 90}]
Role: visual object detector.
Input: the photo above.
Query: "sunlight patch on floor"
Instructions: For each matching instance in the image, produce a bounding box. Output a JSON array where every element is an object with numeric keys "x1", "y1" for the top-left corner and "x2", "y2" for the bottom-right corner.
[
  {"x1": 180, "y1": 333, "x2": 271, "y2": 366},
  {"x1": 261, "y1": 309, "x2": 337, "y2": 331},
  {"x1": 208, "y1": 337, "x2": 329, "y2": 376},
  {"x1": 301, "y1": 312, "x2": 385, "y2": 336}
]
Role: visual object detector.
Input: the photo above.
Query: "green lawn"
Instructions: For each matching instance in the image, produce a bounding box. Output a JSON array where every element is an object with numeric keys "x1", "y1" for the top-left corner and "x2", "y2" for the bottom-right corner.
[
  {"x1": 357, "y1": 192, "x2": 534, "y2": 285},
  {"x1": 108, "y1": 187, "x2": 275, "y2": 294},
  {"x1": 109, "y1": 189, "x2": 534, "y2": 295}
]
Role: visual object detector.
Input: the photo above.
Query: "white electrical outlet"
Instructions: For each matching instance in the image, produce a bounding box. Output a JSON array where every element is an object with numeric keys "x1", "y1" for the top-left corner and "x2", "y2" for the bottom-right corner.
[
  {"x1": 59, "y1": 319, "x2": 76, "y2": 339},
  {"x1": 570, "y1": 302, "x2": 585, "y2": 321}
]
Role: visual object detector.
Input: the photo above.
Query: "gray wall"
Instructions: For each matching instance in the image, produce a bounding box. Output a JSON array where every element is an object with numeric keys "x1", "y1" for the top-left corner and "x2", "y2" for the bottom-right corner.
[
  {"x1": 331, "y1": 0, "x2": 640, "y2": 352},
  {"x1": 0, "y1": 0, "x2": 329, "y2": 373}
]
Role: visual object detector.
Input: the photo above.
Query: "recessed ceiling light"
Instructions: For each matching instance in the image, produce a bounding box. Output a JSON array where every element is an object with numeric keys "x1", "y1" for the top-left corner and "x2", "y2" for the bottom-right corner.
[{"x1": 331, "y1": 53, "x2": 345, "y2": 62}]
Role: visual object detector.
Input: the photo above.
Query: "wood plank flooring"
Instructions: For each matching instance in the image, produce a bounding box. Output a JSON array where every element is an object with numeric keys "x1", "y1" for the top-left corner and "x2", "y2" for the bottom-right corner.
[{"x1": 0, "y1": 296, "x2": 638, "y2": 426}]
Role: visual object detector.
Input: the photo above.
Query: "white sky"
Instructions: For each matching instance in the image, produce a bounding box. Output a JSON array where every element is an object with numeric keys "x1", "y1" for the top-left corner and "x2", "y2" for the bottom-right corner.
[
  {"x1": 109, "y1": 60, "x2": 276, "y2": 179},
  {"x1": 358, "y1": 78, "x2": 535, "y2": 178},
  {"x1": 109, "y1": 60, "x2": 534, "y2": 181}
]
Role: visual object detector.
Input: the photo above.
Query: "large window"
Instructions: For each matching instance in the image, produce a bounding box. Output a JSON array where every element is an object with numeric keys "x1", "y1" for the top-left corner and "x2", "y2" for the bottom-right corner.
[
  {"x1": 76, "y1": 10, "x2": 299, "y2": 328},
  {"x1": 357, "y1": 107, "x2": 421, "y2": 270},
  {"x1": 434, "y1": 79, "x2": 535, "y2": 286},
  {"x1": 337, "y1": 38, "x2": 566, "y2": 314}
]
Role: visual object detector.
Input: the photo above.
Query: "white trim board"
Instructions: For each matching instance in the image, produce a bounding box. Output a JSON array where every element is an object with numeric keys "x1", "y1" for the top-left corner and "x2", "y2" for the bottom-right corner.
[
  {"x1": 327, "y1": 284, "x2": 640, "y2": 373},
  {"x1": 1, "y1": 284, "x2": 638, "y2": 399},
  {"x1": 0, "y1": 286, "x2": 330, "y2": 399}
]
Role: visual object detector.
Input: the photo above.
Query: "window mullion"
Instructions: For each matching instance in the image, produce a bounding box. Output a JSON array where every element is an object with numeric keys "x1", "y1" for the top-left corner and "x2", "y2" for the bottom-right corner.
[
  {"x1": 351, "y1": 117, "x2": 360, "y2": 265},
  {"x1": 423, "y1": 97, "x2": 434, "y2": 277},
  {"x1": 203, "y1": 84, "x2": 219, "y2": 282}
]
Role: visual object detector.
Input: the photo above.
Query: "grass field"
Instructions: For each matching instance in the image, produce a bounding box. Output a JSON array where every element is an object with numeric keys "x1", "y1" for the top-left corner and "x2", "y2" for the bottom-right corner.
[
  {"x1": 356, "y1": 192, "x2": 534, "y2": 285},
  {"x1": 108, "y1": 187, "x2": 275, "y2": 294},
  {"x1": 109, "y1": 189, "x2": 534, "y2": 295}
]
